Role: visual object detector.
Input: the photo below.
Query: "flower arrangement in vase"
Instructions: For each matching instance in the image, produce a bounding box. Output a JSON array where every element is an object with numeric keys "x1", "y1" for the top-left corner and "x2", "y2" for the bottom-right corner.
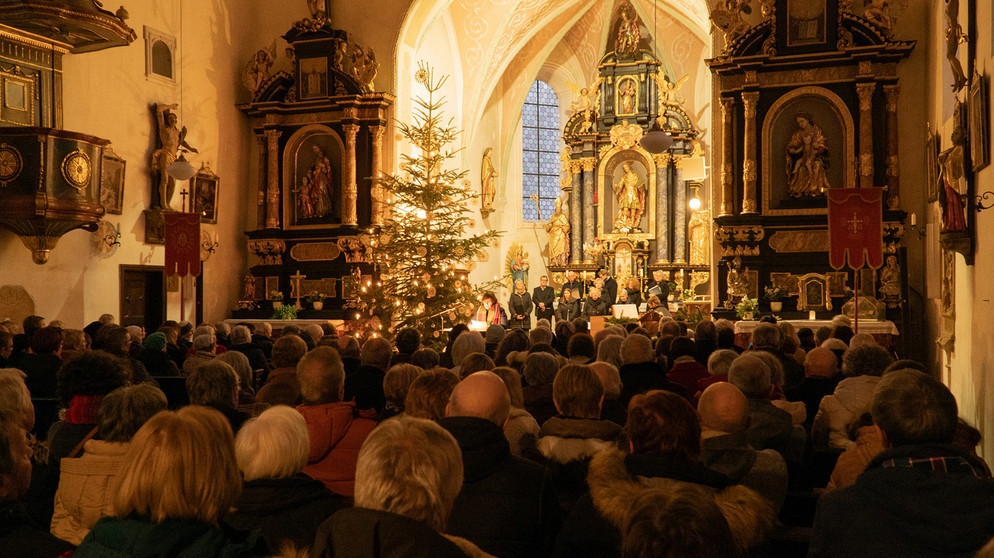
[
  {"x1": 764, "y1": 286, "x2": 785, "y2": 313},
  {"x1": 736, "y1": 296, "x2": 759, "y2": 320}
]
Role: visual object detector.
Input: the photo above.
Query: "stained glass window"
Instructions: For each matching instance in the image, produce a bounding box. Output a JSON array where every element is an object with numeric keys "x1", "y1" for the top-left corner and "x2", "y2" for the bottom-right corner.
[{"x1": 522, "y1": 81, "x2": 561, "y2": 221}]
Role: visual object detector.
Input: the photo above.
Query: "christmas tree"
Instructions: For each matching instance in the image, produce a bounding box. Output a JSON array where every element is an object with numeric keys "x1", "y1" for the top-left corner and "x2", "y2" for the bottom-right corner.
[{"x1": 347, "y1": 62, "x2": 502, "y2": 345}]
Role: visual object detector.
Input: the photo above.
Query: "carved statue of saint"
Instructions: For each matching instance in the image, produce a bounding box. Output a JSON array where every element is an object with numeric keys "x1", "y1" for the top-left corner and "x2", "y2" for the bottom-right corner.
[
  {"x1": 306, "y1": 0, "x2": 327, "y2": 20},
  {"x1": 688, "y1": 210, "x2": 709, "y2": 266},
  {"x1": 879, "y1": 255, "x2": 901, "y2": 297},
  {"x1": 613, "y1": 162, "x2": 645, "y2": 231},
  {"x1": 242, "y1": 48, "x2": 274, "y2": 94},
  {"x1": 243, "y1": 273, "x2": 256, "y2": 300},
  {"x1": 300, "y1": 145, "x2": 333, "y2": 219},
  {"x1": 615, "y1": 7, "x2": 640, "y2": 57},
  {"x1": 938, "y1": 120, "x2": 967, "y2": 232},
  {"x1": 150, "y1": 103, "x2": 198, "y2": 210},
  {"x1": 618, "y1": 80, "x2": 636, "y2": 115},
  {"x1": 545, "y1": 197, "x2": 570, "y2": 267},
  {"x1": 726, "y1": 256, "x2": 749, "y2": 300},
  {"x1": 480, "y1": 147, "x2": 497, "y2": 218},
  {"x1": 945, "y1": 0, "x2": 968, "y2": 91},
  {"x1": 785, "y1": 111, "x2": 831, "y2": 197}
]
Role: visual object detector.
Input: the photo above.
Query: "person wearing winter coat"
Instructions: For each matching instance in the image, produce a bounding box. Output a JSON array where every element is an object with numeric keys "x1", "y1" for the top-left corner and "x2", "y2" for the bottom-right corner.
[
  {"x1": 553, "y1": 389, "x2": 777, "y2": 557},
  {"x1": 811, "y1": 344, "x2": 893, "y2": 449},
  {"x1": 296, "y1": 347, "x2": 377, "y2": 498}
]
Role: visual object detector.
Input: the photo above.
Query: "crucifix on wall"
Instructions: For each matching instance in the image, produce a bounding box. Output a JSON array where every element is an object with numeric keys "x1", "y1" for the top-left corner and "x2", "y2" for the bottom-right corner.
[{"x1": 290, "y1": 269, "x2": 306, "y2": 309}]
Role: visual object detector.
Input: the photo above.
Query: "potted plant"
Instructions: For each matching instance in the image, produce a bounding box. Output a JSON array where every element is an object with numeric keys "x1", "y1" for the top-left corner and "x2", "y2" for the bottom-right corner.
[
  {"x1": 736, "y1": 296, "x2": 759, "y2": 320},
  {"x1": 305, "y1": 291, "x2": 327, "y2": 311},
  {"x1": 764, "y1": 285, "x2": 786, "y2": 313},
  {"x1": 272, "y1": 303, "x2": 297, "y2": 321},
  {"x1": 270, "y1": 290, "x2": 284, "y2": 309}
]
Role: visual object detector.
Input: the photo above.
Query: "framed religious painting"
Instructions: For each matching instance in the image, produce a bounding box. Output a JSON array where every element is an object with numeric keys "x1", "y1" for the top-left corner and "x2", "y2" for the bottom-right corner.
[
  {"x1": 100, "y1": 147, "x2": 126, "y2": 215},
  {"x1": 191, "y1": 164, "x2": 219, "y2": 224},
  {"x1": 970, "y1": 71, "x2": 989, "y2": 172},
  {"x1": 298, "y1": 57, "x2": 328, "y2": 99}
]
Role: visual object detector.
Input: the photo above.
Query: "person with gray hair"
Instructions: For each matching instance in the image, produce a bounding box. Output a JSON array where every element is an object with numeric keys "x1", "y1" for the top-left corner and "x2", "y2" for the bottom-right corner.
[
  {"x1": 227, "y1": 325, "x2": 270, "y2": 388},
  {"x1": 51, "y1": 384, "x2": 168, "y2": 544},
  {"x1": 696, "y1": 348, "x2": 739, "y2": 394},
  {"x1": 618, "y1": 333, "x2": 688, "y2": 410},
  {"x1": 0, "y1": 368, "x2": 33, "y2": 432},
  {"x1": 810, "y1": 369, "x2": 994, "y2": 557},
  {"x1": 699, "y1": 382, "x2": 788, "y2": 510},
  {"x1": 441, "y1": 372, "x2": 555, "y2": 557},
  {"x1": 187, "y1": 360, "x2": 249, "y2": 433},
  {"x1": 226, "y1": 405, "x2": 347, "y2": 554},
  {"x1": 728, "y1": 354, "x2": 805, "y2": 462},
  {"x1": 491, "y1": 367, "x2": 541, "y2": 458},
  {"x1": 297, "y1": 346, "x2": 376, "y2": 497},
  {"x1": 529, "y1": 326, "x2": 554, "y2": 347},
  {"x1": 213, "y1": 321, "x2": 231, "y2": 348},
  {"x1": 449, "y1": 331, "x2": 485, "y2": 376},
  {"x1": 181, "y1": 333, "x2": 217, "y2": 376},
  {"x1": 250, "y1": 321, "x2": 274, "y2": 358},
  {"x1": 311, "y1": 416, "x2": 484, "y2": 558},
  {"x1": 595, "y1": 334, "x2": 624, "y2": 370},
  {"x1": 812, "y1": 343, "x2": 894, "y2": 450},
  {"x1": 750, "y1": 322, "x2": 804, "y2": 389}
]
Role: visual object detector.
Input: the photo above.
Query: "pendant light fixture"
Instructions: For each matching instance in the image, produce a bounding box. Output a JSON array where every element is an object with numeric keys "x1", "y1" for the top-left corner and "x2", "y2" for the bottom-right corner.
[{"x1": 639, "y1": 0, "x2": 673, "y2": 154}]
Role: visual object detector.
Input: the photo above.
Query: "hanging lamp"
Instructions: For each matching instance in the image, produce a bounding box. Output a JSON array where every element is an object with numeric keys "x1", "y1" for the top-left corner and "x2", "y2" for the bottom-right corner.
[{"x1": 639, "y1": 0, "x2": 672, "y2": 154}]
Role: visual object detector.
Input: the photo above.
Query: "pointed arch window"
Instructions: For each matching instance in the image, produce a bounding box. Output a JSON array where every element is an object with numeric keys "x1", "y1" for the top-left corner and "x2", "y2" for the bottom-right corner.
[{"x1": 521, "y1": 80, "x2": 561, "y2": 221}]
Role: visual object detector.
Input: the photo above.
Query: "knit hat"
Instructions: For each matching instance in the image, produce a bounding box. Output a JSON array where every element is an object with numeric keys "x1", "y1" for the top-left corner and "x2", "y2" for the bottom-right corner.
[{"x1": 144, "y1": 332, "x2": 167, "y2": 352}]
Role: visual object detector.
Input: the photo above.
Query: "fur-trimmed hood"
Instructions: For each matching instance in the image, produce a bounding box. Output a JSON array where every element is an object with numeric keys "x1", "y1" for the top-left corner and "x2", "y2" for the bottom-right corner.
[{"x1": 586, "y1": 448, "x2": 777, "y2": 554}]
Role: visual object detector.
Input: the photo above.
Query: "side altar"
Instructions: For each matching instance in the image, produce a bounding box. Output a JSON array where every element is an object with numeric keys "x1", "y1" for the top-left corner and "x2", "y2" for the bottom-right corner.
[{"x1": 231, "y1": 11, "x2": 392, "y2": 320}]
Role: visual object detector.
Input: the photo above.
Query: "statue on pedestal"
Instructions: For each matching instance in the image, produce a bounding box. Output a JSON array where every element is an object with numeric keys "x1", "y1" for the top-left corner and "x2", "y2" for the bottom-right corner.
[
  {"x1": 546, "y1": 196, "x2": 570, "y2": 266},
  {"x1": 150, "y1": 103, "x2": 198, "y2": 210},
  {"x1": 613, "y1": 162, "x2": 645, "y2": 231}
]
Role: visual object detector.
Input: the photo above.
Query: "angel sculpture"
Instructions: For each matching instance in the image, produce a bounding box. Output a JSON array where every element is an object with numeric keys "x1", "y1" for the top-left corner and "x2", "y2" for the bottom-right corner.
[
  {"x1": 566, "y1": 78, "x2": 603, "y2": 133},
  {"x1": 351, "y1": 44, "x2": 378, "y2": 93},
  {"x1": 242, "y1": 46, "x2": 275, "y2": 94},
  {"x1": 710, "y1": 0, "x2": 752, "y2": 45}
]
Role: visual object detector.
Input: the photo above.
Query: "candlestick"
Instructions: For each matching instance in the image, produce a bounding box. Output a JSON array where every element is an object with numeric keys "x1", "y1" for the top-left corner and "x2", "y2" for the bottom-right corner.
[{"x1": 809, "y1": 310, "x2": 816, "y2": 320}]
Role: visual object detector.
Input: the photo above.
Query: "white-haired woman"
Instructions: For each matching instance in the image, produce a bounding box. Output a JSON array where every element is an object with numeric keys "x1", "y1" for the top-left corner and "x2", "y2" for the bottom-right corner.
[{"x1": 225, "y1": 405, "x2": 347, "y2": 554}]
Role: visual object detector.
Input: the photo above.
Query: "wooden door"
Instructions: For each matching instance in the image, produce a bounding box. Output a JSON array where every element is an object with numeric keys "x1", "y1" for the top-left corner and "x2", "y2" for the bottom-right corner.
[{"x1": 120, "y1": 266, "x2": 164, "y2": 331}]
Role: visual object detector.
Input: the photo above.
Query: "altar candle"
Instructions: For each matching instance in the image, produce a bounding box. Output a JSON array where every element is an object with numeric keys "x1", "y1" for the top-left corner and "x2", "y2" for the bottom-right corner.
[
  {"x1": 809, "y1": 311, "x2": 816, "y2": 320},
  {"x1": 910, "y1": 213, "x2": 917, "y2": 226}
]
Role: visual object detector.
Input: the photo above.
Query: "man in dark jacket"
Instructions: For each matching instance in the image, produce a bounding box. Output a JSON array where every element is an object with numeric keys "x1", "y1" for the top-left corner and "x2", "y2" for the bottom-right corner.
[
  {"x1": 810, "y1": 369, "x2": 994, "y2": 557},
  {"x1": 533, "y1": 275, "x2": 556, "y2": 323},
  {"x1": 440, "y1": 371, "x2": 556, "y2": 557},
  {"x1": 617, "y1": 334, "x2": 688, "y2": 411},
  {"x1": 750, "y1": 322, "x2": 805, "y2": 389},
  {"x1": 228, "y1": 325, "x2": 271, "y2": 387},
  {"x1": 728, "y1": 354, "x2": 805, "y2": 463}
]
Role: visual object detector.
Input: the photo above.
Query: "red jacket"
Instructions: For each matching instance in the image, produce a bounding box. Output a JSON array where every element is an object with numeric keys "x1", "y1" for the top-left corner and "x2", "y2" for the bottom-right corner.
[{"x1": 297, "y1": 401, "x2": 377, "y2": 497}]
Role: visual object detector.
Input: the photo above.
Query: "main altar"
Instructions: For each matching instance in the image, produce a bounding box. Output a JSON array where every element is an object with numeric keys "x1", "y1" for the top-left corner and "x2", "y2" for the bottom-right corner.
[{"x1": 547, "y1": 3, "x2": 711, "y2": 301}]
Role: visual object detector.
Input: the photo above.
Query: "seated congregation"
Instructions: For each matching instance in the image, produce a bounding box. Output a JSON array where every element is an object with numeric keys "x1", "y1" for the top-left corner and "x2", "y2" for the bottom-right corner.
[{"x1": 1, "y1": 312, "x2": 993, "y2": 557}]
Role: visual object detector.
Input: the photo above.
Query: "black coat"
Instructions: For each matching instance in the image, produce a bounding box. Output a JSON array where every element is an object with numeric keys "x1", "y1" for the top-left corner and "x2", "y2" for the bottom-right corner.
[
  {"x1": 554, "y1": 299, "x2": 581, "y2": 324},
  {"x1": 139, "y1": 349, "x2": 181, "y2": 377},
  {"x1": 311, "y1": 507, "x2": 469, "y2": 558},
  {"x1": 581, "y1": 298, "x2": 609, "y2": 319},
  {"x1": 440, "y1": 416, "x2": 557, "y2": 558},
  {"x1": 508, "y1": 292, "x2": 533, "y2": 330},
  {"x1": 601, "y1": 277, "x2": 618, "y2": 306},
  {"x1": 810, "y1": 444, "x2": 994, "y2": 557},
  {"x1": 12, "y1": 353, "x2": 62, "y2": 399},
  {"x1": 225, "y1": 473, "x2": 348, "y2": 554},
  {"x1": 533, "y1": 286, "x2": 556, "y2": 321},
  {"x1": 229, "y1": 342, "x2": 272, "y2": 386},
  {"x1": 0, "y1": 500, "x2": 74, "y2": 558},
  {"x1": 618, "y1": 361, "x2": 689, "y2": 411}
]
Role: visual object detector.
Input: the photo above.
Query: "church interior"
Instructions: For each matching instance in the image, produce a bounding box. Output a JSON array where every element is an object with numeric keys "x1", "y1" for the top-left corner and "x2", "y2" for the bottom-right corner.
[{"x1": 0, "y1": 0, "x2": 991, "y2": 460}]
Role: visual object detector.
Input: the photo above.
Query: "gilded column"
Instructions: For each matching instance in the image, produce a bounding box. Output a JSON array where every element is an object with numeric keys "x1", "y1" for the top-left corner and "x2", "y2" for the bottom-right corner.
[
  {"x1": 264, "y1": 129, "x2": 282, "y2": 229},
  {"x1": 654, "y1": 153, "x2": 671, "y2": 263},
  {"x1": 673, "y1": 155, "x2": 688, "y2": 264},
  {"x1": 369, "y1": 125, "x2": 386, "y2": 226},
  {"x1": 342, "y1": 124, "x2": 360, "y2": 226},
  {"x1": 741, "y1": 92, "x2": 759, "y2": 214},
  {"x1": 581, "y1": 157, "x2": 596, "y2": 256},
  {"x1": 256, "y1": 135, "x2": 266, "y2": 229},
  {"x1": 719, "y1": 97, "x2": 736, "y2": 217},
  {"x1": 856, "y1": 83, "x2": 876, "y2": 188},
  {"x1": 570, "y1": 161, "x2": 582, "y2": 264},
  {"x1": 883, "y1": 84, "x2": 900, "y2": 208}
]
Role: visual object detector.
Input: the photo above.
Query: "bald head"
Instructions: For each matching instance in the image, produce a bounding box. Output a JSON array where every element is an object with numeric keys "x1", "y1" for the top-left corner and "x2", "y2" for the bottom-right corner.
[
  {"x1": 698, "y1": 382, "x2": 748, "y2": 433},
  {"x1": 446, "y1": 371, "x2": 511, "y2": 426},
  {"x1": 804, "y1": 347, "x2": 839, "y2": 378}
]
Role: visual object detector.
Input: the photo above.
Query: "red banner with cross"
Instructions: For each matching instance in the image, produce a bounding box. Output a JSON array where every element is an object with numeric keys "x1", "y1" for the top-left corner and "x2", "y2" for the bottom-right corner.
[
  {"x1": 164, "y1": 212, "x2": 201, "y2": 277},
  {"x1": 828, "y1": 188, "x2": 883, "y2": 270}
]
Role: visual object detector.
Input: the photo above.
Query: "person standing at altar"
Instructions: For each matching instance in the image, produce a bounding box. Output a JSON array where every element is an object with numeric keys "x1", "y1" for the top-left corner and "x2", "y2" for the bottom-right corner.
[
  {"x1": 562, "y1": 270, "x2": 584, "y2": 299},
  {"x1": 533, "y1": 275, "x2": 555, "y2": 323},
  {"x1": 556, "y1": 288, "x2": 581, "y2": 324},
  {"x1": 582, "y1": 287, "x2": 610, "y2": 321},
  {"x1": 599, "y1": 268, "x2": 618, "y2": 306},
  {"x1": 475, "y1": 292, "x2": 508, "y2": 327},
  {"x1": 508, "y1": 280, "x2": 533, "y2": 331}
]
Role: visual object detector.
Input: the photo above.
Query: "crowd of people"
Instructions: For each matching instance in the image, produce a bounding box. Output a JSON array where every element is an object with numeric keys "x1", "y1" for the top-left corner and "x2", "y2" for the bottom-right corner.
[{"x1": 1, "y1": 308, "x2": 993, "y2": 557}]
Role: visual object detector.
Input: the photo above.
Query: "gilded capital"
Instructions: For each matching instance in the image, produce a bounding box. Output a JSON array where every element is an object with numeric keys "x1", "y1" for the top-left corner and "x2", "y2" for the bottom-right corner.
[
  {"x1": 581, "y1": 157, "x2": 596, "y2": 172},
  {"x1": 856, "y1": 83, "x2": 876, "y2": 111}
]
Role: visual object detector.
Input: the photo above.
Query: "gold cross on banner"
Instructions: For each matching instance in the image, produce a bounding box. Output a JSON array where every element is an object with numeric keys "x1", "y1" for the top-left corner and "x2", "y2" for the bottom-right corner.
[{"x1": 847, "y1": 212, "x2": 863, "y2": 234}]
